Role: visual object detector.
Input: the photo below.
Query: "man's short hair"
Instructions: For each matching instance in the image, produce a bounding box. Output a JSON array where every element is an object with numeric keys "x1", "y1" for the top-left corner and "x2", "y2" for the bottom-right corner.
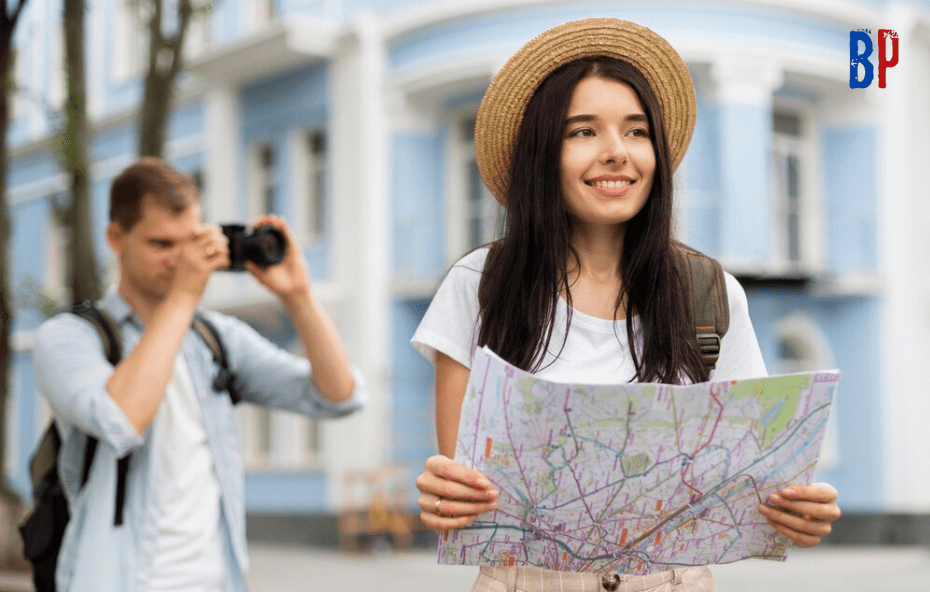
[{"x1": 109, "y1": 156, "x2": 199, "y2": 230}]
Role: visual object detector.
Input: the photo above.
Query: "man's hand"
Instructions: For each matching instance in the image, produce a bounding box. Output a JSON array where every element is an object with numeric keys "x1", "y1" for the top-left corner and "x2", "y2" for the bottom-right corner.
[
  {"x1": 757, "y1": 482, "x2": 841, "y2": 547},
  {"x1": 243, "y1": 215, "x2": 311, "y2": 305},
  {"x1": 172, "y1": 224, "x2": 230, "y2": 301}
]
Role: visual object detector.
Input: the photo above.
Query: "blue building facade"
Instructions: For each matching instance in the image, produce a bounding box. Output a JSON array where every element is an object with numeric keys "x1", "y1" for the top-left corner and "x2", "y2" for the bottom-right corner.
[{"x1": 5, "y1": 0, "x2": 930, "y2": 541}]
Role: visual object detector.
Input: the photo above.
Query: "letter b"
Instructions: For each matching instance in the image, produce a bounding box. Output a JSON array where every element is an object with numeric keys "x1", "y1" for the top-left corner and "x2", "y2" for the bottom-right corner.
[{"x1": 849, "y1": 31, "x2": 873, "y2": 89}]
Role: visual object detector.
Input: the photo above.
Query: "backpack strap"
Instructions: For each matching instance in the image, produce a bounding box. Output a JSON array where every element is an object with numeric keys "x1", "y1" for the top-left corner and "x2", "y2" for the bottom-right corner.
[
  {"x1": 671, "y1": 243, "x2": 730, "y2": 371},
  {"x1": 70, "y1": 301, "x2": 122, "y2": 366},
  {"x1": 191, "y1": 313, "x2": 240, "y2": 405},
  {"x1": 28, "y1": 423, "x2": 66, "y2": 499},
  {"x1": 69, "y1": 301, "x2": 130, "y2": 526}
]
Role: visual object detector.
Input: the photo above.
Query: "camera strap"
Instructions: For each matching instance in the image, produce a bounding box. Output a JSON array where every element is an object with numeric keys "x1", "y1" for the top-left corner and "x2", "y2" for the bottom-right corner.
[{"x1": 191, "y1": 313, "x2": 241, "y2": 404}]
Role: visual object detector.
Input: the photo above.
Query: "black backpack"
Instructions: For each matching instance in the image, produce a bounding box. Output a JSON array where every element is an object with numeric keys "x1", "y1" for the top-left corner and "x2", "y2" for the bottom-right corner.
[{"x1": 18, "y1": 302, "x2": 239, "y2": 592}]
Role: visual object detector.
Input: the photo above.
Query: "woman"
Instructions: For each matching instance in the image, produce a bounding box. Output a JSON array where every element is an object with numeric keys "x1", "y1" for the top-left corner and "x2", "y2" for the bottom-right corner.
[{"x1": 412, "y1": 18, "x2": 840, "y2": 592}]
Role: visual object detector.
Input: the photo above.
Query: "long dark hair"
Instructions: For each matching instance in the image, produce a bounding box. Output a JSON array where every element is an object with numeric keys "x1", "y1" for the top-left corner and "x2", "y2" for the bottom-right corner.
[{"x1": 476, "y1": 57, "x2": 708, "y2": 384}]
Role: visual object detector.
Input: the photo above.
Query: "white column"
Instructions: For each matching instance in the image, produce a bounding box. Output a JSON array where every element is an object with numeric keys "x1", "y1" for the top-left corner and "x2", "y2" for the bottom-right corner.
[
  {"x1": 880, "y1": 6, "x2": 930, "y2": 512},
  {"x1": 203, "y1": 86, "x2": 239, "y2": 223},
  {"x1": 87, "y1": 0, "x2": 105, "y2": 121},
  {"x1": 325, "y1": 13, "x2": 390, "y2": 509}
]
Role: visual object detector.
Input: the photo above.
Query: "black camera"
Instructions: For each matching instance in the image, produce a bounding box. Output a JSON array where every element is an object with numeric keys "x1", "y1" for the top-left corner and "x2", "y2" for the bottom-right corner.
[{"x1": 220, "y1": 224, "x2": 287, "y2": 271}]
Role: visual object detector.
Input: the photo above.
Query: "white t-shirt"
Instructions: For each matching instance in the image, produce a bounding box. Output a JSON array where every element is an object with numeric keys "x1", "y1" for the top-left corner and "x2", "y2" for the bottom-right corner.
[
  {"x1": 147, "y1": 355, "x2": 226, "y2": 592},
  {"x1": 411, "y1": 247, "x2": 767, "y2": 383}
]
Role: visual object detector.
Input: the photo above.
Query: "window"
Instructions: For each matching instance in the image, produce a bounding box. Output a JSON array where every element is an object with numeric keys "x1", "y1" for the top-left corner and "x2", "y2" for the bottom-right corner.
[
  {"x1": 238, "y1": 333, "x2": 323, "y2": 470},
  {"x1": 450, "y1": 115, "x2": 503, "y2": 258},
  {"x1": 190, "y1": 169, "x2": 204, "y2": 192},
  {"x1": 240, "y1": 401, "x2": 322, "y2": 470},
  {"x1": 250, "y1": 143, "x2": 278, "y2": 217},
  {"x1": 305, "y1": 131, "x2": 326, "y2": 239},
  {"x1": 771, "y1": 109, "x2": 814, "y2": 269},
  {"x1": 189, "y1": 168, "x2": 206, "y2": 219},
  {"x1": 291, "y1": 129, "x2": 326, "y2": 243}
]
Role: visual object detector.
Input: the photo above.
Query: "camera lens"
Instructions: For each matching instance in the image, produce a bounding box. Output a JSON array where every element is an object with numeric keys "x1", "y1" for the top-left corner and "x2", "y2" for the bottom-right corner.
[
  {"x1": 258, "y1": 231, "x2": 282, "y2": 262},
  {"x1": 244, "y1": 226, "x2": 286, "y2": 267},
  {"x1": 220, "y1": 224, "x2": 287, "y2": 271}
]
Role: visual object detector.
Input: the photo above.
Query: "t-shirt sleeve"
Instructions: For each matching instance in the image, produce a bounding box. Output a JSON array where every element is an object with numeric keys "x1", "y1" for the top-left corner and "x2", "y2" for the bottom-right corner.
[
  {"x1": 711, "y1": 272, "x2": 768, "y2": 381},
  {"x1": 411, "y1": 249, "x2": 488, "y2": 369}
]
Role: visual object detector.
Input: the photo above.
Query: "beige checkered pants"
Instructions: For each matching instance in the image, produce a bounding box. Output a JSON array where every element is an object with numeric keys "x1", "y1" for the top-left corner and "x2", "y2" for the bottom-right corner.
[{"x1": 469, "y1": 566, "x2": 716, "y2": 592}]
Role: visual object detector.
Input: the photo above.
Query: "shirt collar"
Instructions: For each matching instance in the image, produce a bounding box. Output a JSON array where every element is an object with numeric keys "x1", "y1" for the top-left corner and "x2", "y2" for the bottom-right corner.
[{"x1": 100, "y1": 286, "x2": 141, "y2": 327}]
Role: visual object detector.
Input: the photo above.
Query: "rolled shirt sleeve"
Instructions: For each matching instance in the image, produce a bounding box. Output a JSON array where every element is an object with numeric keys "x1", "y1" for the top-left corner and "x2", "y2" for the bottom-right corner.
[{"x1": 201, "y1": 310, "x2": 367, "y2": 418}]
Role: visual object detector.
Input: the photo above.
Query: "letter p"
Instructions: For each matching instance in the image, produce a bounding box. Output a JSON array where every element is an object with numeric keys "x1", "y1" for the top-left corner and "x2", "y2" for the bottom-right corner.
[
  {"x1": 878, "y1": 29, "x2": 899, "y2": 89},
  {"x1": 849, "y1": 31, "x2": 873, "y2": 88}
]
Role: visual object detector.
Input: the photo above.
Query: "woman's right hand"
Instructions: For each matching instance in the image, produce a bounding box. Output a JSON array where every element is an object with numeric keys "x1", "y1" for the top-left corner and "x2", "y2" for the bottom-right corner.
[{"x1": 416, "y1": 455, "x2": 499, "y2": 531}]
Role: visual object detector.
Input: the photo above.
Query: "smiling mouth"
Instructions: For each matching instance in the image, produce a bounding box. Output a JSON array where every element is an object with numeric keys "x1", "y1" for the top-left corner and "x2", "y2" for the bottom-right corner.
[{"x1": 586, "y1": 179, "x2": 634, "y2": 188}]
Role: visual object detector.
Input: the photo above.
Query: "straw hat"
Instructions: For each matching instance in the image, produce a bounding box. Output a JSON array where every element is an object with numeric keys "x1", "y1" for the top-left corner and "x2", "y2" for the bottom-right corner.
[{"x1": 475, "y1": 18, "x2": 696, "y2": 204}]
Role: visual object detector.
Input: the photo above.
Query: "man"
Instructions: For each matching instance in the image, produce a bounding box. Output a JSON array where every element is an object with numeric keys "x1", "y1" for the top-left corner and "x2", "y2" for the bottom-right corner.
[{"x1": 33, "y1": 157, "x2": 366, "y2": 591}]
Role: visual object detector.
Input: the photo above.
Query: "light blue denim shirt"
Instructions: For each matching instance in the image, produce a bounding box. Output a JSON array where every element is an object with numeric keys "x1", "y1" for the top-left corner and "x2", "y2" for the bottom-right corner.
[{"x1": 33, "y1": 289, "x2": 367, "y2": 592}]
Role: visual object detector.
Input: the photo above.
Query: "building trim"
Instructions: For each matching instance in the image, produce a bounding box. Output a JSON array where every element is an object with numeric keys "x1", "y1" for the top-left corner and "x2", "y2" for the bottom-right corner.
[
  {"x1": 7, "y1": 92, "x2": 204, "y2": 161},
  {"x1": 380, "y1": 0, "x2": 883, "y2": 44},
  {"x1": 7, "y1": 134, "x2": 204, "y2": 207},
  {"x1": 188, "y1": 17, "x2": 340, "y2": 87}
]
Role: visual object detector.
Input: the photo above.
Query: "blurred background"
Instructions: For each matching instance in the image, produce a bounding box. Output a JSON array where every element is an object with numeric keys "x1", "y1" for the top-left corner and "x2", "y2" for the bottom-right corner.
[{"x1": 1, "y1": 0, "x2": 929, "y2": 588}]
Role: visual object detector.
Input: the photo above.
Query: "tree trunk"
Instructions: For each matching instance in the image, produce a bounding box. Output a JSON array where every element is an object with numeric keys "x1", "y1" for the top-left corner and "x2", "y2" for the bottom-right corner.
[
  {"x1": 0, "y1": 0, "x2": 32, "y2": 573},
  {"x1": 62, "y1": 0, "x2": 101, "y2": 303},
  {"x1": 137, "y1": 0, "x2": 195, "y2": 158},
  {"x1": 0, "y1": 13, "x2": 15, "y2": 506},
  {"x1": 138, "y1": 68, "x2": 173, "y2": 158}
]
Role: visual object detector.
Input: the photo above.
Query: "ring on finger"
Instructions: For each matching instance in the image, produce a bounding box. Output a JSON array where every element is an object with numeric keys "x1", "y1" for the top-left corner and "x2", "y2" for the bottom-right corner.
[{"x1": 434, "y1": 497, "x2": 443, "y2": 516}]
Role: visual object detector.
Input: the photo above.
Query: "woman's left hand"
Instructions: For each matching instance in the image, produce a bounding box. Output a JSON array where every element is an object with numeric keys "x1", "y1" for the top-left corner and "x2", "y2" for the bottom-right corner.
[{"x1": 757, "y1": 482, "x2": 841, "y2": 547}]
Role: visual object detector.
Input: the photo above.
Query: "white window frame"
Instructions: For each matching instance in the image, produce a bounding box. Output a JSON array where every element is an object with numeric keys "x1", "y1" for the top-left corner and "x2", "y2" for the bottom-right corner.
[
  {"x1": 770, "y1": 101, "x2": 824, "y2": 275},
  {"x1": 445, "y1": 111, "x2": 502, "y2": 264},
  {"x1": 248, "y1": 141, "x2": 278, "y2": 218},
  {"x1": 288, "y1": 128, "x2": 327, "y2": 245}
]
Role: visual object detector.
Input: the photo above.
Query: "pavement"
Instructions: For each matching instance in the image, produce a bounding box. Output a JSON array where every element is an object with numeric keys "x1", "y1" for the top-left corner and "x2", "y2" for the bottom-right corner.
[
  {"x1": 248, "y1": 544, "x2": 930, "y2": 592},
  {"x1": 4, "y1": 544, "x2": 929, "y2": 590}
]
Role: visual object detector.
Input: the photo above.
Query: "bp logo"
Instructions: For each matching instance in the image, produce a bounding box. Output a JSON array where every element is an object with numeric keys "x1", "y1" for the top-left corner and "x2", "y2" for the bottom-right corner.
[{"x1": 850, "y1": 29, "x2": 899, "y2": 88}]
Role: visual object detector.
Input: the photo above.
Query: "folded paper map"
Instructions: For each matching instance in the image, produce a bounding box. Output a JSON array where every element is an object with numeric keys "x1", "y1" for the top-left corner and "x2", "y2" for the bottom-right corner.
[{"x1": 438, "y1": 346, "x2": 839, "y2": 574}]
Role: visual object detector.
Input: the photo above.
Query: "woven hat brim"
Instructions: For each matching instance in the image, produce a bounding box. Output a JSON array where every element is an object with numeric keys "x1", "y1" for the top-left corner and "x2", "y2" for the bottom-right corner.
[{"x1": 475, "y1": 18, "x2": 696, "y2": 204}]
